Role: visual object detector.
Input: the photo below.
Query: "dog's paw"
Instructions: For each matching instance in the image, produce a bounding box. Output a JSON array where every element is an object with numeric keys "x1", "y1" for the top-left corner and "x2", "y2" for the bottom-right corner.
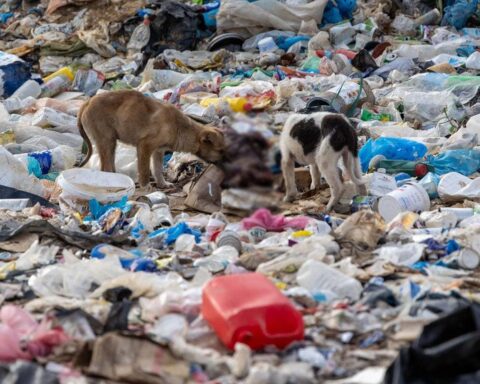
[
  {"x1": 138, "y1": 184, "x2": 156, "y2": 194},
  {"x1": 157, "y1": 181, "x2": 174, "y2": 189},
  {"x1": 283, "y1": 194, "x2": 296, "y2": 203}
]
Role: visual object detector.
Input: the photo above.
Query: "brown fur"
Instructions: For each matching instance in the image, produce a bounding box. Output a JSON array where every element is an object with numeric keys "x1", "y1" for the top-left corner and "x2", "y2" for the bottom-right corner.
[{"x1": 77, "y1": 90, "x2": 225, "y2": 188}]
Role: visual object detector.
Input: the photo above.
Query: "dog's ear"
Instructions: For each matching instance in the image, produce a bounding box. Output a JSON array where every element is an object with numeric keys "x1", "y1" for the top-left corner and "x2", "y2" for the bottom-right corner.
[{"x1": 201, "y1": 129, "x2": 224, "y2": 146}]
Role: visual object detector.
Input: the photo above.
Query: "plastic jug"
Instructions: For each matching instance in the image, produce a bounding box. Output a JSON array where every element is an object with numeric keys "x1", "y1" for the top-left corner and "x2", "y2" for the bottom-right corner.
[{"x1": 201, "y1": 273, "x2": 304, "y2": 350}]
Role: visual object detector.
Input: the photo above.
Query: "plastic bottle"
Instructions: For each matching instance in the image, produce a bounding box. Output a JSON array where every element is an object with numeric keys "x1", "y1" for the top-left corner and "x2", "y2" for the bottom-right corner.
[
  {"x1": 40, "y1": 75, "x2": 72, "y2": 98},
  {"x1": 414, "y1": 8, "x2": 441, "y2": 26},
  {"x1": 127, "y1": 15, "x2": 151, "y2": 54},
  {"x1": 206, "y1": 213, "x2": 228, "y2": 240},
  {"x1": 72, "y1": 69, "x2": 105, "y2": 96},
  {"x1": 10, "y1": 80, "x2": 41, "y2": 100},
  {"x1": 296, "y1": 259, "x2": 362, "y2": 301},
  {"x1": 201, "y1": 273, "x2": 304, "y2": 350},
  {"x1": 200, "y1": 97, "x2": 252, "y2": 113},
  {"x1": 360, "y1": 137, "x2": 428, "y2": 173},
  {"x1": 15, "y1": 145, "x2": 77, "y2": 175},
  {"x1": 374, "y1": 160, "x2": 433, "y2": 177},
  {"x1": 43, "y1": 66, "x2": 74, "y2": 83}
]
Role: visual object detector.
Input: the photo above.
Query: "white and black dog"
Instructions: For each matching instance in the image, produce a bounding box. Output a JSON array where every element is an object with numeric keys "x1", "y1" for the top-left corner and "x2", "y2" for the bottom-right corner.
[{"x1": 280, "y1": 112, "x2": 367, "y2": 211}]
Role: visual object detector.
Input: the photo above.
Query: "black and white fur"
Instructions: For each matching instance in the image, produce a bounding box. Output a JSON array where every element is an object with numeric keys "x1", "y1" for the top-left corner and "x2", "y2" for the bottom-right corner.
[{"x1": 280, "y1": 112, "x2": 367, "y2": 211}]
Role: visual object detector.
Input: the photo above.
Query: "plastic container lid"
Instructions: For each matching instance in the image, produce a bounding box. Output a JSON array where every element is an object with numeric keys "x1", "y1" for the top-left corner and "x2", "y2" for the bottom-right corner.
[
  {"x1": 377, "y1": 195, "x2": 402, "y2": 223},
  {"x1": 457, "y1": 248, "x2": 480, "y2": 270}
]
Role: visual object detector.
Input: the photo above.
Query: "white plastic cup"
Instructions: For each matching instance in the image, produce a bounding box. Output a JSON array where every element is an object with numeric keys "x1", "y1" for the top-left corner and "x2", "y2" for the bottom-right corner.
[{"x1": 378, "y1": 183, "x2": 430, "y2": 222}]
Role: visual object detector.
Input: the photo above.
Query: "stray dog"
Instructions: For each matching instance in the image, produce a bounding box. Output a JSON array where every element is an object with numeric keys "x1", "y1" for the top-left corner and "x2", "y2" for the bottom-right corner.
[
  {"x1": 78, "y1": 90, "x2": 225, "y2": 190},
  {"x1": 280, "y1": 112, "x2": 367, "y2": 211}
]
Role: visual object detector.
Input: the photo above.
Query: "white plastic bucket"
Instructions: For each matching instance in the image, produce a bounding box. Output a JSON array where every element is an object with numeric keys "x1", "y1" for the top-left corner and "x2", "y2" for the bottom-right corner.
[
  {"x1": 58, "y1": 168, "x2": 135, "y2": 204},
  {"x1": 377, "y1": 182, "x2": 430, "y2": 222}
]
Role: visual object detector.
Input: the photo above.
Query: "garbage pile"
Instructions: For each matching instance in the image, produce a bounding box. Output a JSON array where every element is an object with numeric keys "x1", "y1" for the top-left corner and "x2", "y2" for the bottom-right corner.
[{"x1": 2, "y1": 0, "x2": 480, "y2": 382}]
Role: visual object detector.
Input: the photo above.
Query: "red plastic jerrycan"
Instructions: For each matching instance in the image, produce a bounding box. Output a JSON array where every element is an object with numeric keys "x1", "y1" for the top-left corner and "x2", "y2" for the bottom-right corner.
[{"x1": 201, "y1": 273, "x2": 304, "y2": 350}]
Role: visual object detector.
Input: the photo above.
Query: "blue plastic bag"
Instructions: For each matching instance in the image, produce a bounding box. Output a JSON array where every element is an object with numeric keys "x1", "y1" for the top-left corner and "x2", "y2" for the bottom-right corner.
[
  {"x1": 0, "y1": 51, "x2": 32, "y2": 98},
  {"x1": 322, "y1": 0, "x2": 357, "y2": 25},
  {"x1": 427, "y1": 149, "x2": 480, "y2": 176},
  {"x1": 359, "y1": 137, "x2": 428, "y2": 172},
  {"x1": 442, "y1": 0, "x2": 478, "y2": 29},
  {"x1": 148, "y1": 222, "x2": 201, "y2": 246},
  {"x1": 86, "y1": 196, "x2": 131, "y2": 221},
  {"x1": 0, "y1": 13, "x2": 13, "y2": 24},
  {"x1": 276, "y1": 36, "x2": 310, "y2": 51}
]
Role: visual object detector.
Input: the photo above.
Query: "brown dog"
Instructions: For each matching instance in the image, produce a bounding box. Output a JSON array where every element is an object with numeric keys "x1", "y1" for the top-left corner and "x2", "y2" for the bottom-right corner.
[{"x1": 78, "y1": 90, "x2": 225, "y2": 189}]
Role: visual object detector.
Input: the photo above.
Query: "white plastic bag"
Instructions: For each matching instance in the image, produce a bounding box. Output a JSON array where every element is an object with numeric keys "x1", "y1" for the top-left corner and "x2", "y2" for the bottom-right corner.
[
  {"x1": 438, "y1": 172, "x2": 480, "y2": 202},
  {"x1": 217, "y1": 0, "x2": 327, "y2": 37},
  {"x1": 0, "y1": 146, "x2": 45, "y2": 197}
]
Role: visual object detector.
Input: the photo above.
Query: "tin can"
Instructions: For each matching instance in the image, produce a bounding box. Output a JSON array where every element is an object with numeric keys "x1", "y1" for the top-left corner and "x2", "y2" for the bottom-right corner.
[{"x1": 350, "y1": 195, "x2": 378, "y2": 213}]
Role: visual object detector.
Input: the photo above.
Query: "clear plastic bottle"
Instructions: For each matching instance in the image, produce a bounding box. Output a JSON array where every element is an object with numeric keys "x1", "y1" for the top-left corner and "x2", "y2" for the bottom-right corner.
[
  {"x1": 127, "y1": 15, "x2": 151, "y2": 54},
  {"x1": 11, "y1": 80, "x2": 41, "y2": 100},
  {"x1": 14, "y1": 145, "x2": 77, "y2": 175},
  {"x1": 296, "y1": 259, "x2": 362, "y2": 301}
]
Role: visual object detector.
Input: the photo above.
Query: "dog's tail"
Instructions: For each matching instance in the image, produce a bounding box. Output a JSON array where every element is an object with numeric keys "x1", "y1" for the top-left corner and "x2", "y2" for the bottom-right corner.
[
  {"x1": 77, "y1": 99, "x2": 93, "y2": 167},
  {"x1": 343, "y1": 149, "x2": 366, "y2": 186}
]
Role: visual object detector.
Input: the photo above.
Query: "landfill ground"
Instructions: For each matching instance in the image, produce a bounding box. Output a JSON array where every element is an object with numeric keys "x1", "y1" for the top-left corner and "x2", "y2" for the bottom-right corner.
[{"x1": 2, "y1": 0, "x2": 480, "y2": 383}]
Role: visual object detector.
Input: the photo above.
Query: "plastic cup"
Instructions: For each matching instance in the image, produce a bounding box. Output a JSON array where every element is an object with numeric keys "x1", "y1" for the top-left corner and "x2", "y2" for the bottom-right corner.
[{"x1": 377, "y1": 183, "x2": 430, "y2": 222}]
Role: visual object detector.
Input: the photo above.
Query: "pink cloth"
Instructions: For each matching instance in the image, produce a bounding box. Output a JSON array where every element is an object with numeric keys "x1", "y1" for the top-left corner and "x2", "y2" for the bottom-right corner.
[
  {"x1": 0, "y1": 305, "x2": 69, "y2": 362},
  {"x1": 242, "y1": 208, "x2": 310, "y2": 232}
]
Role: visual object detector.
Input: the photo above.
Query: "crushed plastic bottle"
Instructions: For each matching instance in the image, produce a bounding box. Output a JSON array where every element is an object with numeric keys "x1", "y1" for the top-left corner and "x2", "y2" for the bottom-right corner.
[
  {"x1": 127, "y1": 15, "x2": 151, "y2": 55},
  {"x1": 296, "y1": 259, "x2": 363, "y2": 301}
]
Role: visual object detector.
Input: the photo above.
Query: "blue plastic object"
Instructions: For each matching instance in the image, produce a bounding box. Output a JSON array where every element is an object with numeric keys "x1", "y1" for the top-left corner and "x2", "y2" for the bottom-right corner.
[
  {"x1": 148, "y1": 222, "x2": 202, "y2": 246},
  {"x1": 130, "y1": 257, "x2": 157, "y2": 272},
  {"x1": 457, "y1": 44, "x2": 476, "y2": 57},
  {"x1": 201, "y1": 1, "x2": 220, "y2": 29},
  {"x1": 276, "y1": 36, "x2": 310, "y2": 50},
  {"x1": 442, "y1": 0, "x2": 478, "y2": 29},
  {"x1": 136, "y1": 8, "x2": 155, "y2": 17},
  {"x1": 26, "y1": 157, "x2": 43, "y2": 178},
  {"x1": 322, "y1": 0, "x2": 357, "y2": 25},
  {"x1": 427, "y1": 149, "x2": 480, "y2": 176},
  {"x1": 394, "y1": 173, "x2": 412, "y2": 183},
  {"x1": 91, "y1": 244, "x2": 156, "y2": 272},
  {"x1": 0, "y1": 13, "x2": 13, "y2": 24},
  {"x1": 29, "y1": 150, "x2": 52, "y2": 174},
  {"x1": 87, "y1": 196, "x2": 130, "y2": 221},
  {"x1": 359, "y1": 137, "x2": 428, "y2": 173},
  {"x1": 0, "y1": 51, "x2": 32, "y2": 98}
]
